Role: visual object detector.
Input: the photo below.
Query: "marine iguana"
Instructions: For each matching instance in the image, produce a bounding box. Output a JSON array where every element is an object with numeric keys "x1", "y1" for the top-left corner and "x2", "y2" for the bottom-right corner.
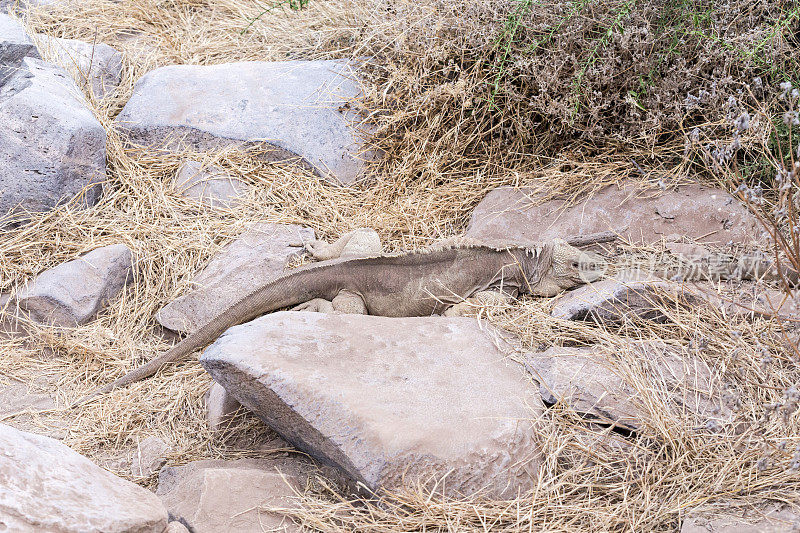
[{"x1": 77, "y1": 237, "x2": 604, "y2": 404}]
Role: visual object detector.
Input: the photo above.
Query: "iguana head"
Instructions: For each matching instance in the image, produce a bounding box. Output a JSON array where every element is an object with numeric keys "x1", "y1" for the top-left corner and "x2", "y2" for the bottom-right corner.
[{"x1": 527, "y1": 239, "x2": 606, "y2": 296}]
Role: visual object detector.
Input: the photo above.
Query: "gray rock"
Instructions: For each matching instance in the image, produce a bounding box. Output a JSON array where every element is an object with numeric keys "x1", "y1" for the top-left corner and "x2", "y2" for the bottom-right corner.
[
  {"x1": 524, "y1": 342, "x2": 737, "y2": 432},
  {"x1": 157, "y1": 223, "x2": 313, "y2": 334},
  {"x1": 664, "y1": 240, "x2": 713, "y2": 261},
  {"x1": 110, "y1": 28, "x2": 158, "y2": 59},
  {"x1": 688, "y1": 282, "x2": 800, "y2": 320},
  {"x1": 1, "y1": 0, "x2": 60, "y2": 13},
  {"x1": 131, "y1": 436, "x2": 172, "y2": 478},
  {"x1": 157, "y1": 459, "x2": 302, "y2": 533},
  {"x1": 116, "y1": 60, "x2": 373, "y2": 185},
  {"x1": 205, "y1": 382, "x2": 241, "y2": 432},
  {"x1": 525, "y1": 346, "x2": 640, "y2": 430},
  {"x1": 663, "y1": 240, "x2": 797, "y2": 284},
  {"x1": 552, "y1": 274, "x2": 799, "y2": 324},
  {"x1": 466, "y1": 182, "x2": 764, "y2": 247},
  {"x1": 201, "y1": 312, "x2": 542, "y2": 498},
  {"x1": 36, "y1": 34, "x2": 123, "y2": 98},
  {"x1": 551, "y1": 275, "x2": 702, "y2": 323},
  {"x1": 751, "y1": 288, "x2": 800, "y2": 317},
  {"x1": 16, "y1": 243, "x2": 133, "y2": 326},
  {"x1": 164, "y1": 522, "x2": 190, "y2": 533},
  {"x1": 0, "y1": 13, "x2": 40, "y2": 84},
  {"x1": 0, "y1": 422, "x2": 168, "y2": 532},
  {"x1": 682, "y1": 504, "x2": 800, "y2": 532},
  {"x1": 164, "y1": 522, "x2": 191, "y2": 533},
  {"x1": 172, "y1": 160, "x2": 247, "y2": 209},
  {"x1": 0, "y1": 382, "x2": 68, "y2": 440},
  {"x1": 0, "y1": 379, "x2": 55, "y2": 420},
  {"x1": 0, "y1": 56, "x2": 106, "y2": 223}
]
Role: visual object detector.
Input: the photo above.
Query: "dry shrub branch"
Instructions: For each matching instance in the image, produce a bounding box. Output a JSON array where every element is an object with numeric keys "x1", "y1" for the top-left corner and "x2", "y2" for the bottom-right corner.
[{"x1": 357, "y1": 0, "x2": 799, "y2": 188}]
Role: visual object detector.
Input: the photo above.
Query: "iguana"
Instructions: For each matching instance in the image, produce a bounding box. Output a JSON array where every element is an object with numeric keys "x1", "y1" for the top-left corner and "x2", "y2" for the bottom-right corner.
[{"x1": 76, "y1": 236, "x2": 605, "y2": 404}]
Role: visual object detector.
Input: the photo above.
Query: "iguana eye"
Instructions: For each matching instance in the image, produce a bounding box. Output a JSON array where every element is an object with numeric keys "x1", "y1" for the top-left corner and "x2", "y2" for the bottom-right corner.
[{"x1": 571, "y1": 261, "x2": 579, "y2": 268}]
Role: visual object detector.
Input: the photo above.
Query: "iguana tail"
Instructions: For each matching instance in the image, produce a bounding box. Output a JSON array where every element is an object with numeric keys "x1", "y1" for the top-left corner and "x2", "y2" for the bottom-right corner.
[
  {"x1": 72, "y1": 259, "x2": 347, "y2": 407},
  {"x1": 72, "y1": 325, "x2": 219, "y2": 407}
]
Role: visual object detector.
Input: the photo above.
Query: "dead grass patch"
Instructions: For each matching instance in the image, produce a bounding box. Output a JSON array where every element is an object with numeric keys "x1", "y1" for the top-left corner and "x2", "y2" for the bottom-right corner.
[{"x1": 0, "y1": 0, "x2": 797, "y2": 530}]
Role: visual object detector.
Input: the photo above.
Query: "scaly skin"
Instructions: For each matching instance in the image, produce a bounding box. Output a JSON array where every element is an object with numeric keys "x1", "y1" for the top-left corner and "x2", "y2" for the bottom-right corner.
[{"x1": 75, "y1": 239, "x2": 603, "y2": 405}]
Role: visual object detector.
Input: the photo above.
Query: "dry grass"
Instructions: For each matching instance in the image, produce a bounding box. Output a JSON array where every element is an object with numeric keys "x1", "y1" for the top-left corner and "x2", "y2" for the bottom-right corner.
[
  {"x1": 276, "y1": 296, "x2": 800, "y2": 531},
  {"x1": 0, "y1": 0, "x2": 798, "y2": 530}
]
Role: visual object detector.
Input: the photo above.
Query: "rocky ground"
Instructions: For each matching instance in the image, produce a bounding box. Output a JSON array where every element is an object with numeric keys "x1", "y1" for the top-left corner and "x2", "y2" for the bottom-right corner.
[{"x1": 1, "y1": 1, "x2": 800, "y2": 532}]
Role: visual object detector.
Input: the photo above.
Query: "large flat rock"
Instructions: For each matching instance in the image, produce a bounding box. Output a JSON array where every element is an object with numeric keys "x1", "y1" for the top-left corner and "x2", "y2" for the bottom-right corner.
[
  {"x1": 552, "y1": 275, "x2": 799, "y2": 324},
  {"x1": 130, "y1": 436, "x2": 172, "y2": 479},
  {"x1": 171, "y1": 159, "x2": 247, "y2": 209},
  {"x1": 0, "y1": 13, "x2": 40, "y2": 83},
  {"x1": 200, "y1": 312, "x2": 542, "y2": 498},
  {"x1": 0, "y1": 52, "x2": 106, "y2": 222},
  {"x1": 157, "y1": 459, "x2": 303, "y2": 533},
  {"x1": 16, "y1": 243, "x2": 133, "y2": 326},
  {"x1": 0, "y1": 423, "x2": 168, "y2": 532},
  {"x1": 466, "y1": 183, "x2": 764, "y2": 247},
  {"x1": 157, "y1": 223, "x2": 313, "y2": 334},
  {"x1": 524, "y1": 343, "x2": 737, "y2": 432},
  {"x1": 116, "y1": 60, "x2": 373, "y2": 185},
  {"x1": 551, "y1": 275, "x2": 702, "y2": 324},
  {"x1": 682, "y1": 504, "x2": 800, "y2": 532},
  {"x1": 37, "y1": 34, "x2": 123, "y2": 98},
  {"x1": 0, "y1": 380, "x2": 55, "y2": 419},
  {"x1": 1, "y1": 0, "x2": 60, "y2": 13},
  {"x1": 0, "y1": 377, "x2": 69, "y2": 440}
]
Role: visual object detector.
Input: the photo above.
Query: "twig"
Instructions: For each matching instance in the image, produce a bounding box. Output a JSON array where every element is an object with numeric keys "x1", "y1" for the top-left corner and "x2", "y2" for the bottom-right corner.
[{"x1": 566, "y1": 230, "x2": 621, "y2": 247}]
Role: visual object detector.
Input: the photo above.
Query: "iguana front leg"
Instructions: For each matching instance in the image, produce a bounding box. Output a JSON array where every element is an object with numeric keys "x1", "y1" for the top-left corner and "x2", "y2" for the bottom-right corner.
[
  {"x1": 305, "y1": 228, "x2": 382, "y2": 260},
  {"x1": 292, "y1": 290, "x2": 368, "y2": 315},
  {"x1": 443, "y1": 290, "x2": 514, "y2": 317}
]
